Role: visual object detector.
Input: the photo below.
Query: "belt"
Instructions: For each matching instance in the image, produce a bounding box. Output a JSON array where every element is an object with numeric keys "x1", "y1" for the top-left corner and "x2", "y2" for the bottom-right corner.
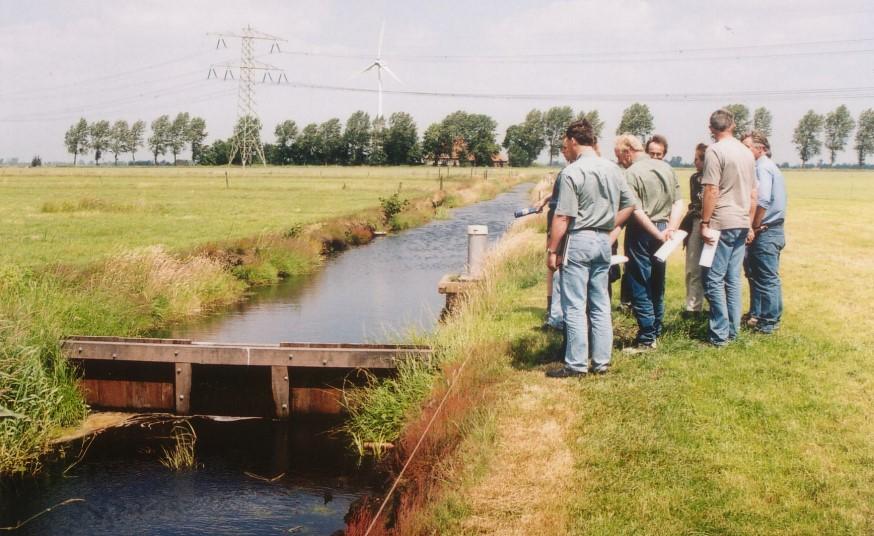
[
  {"x1": 757, "y1": 219, "x2": 784, "y2": 231},
  {"x1": 571, "y1": 227, "x2": 609, "y2": 234}
]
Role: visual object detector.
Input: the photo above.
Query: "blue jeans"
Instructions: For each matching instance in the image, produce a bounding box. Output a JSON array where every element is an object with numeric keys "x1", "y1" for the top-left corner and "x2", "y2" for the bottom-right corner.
[
  {"x1": 560, "y1": 230, "x2": 612, "y2": 373},
  {"x1": 626, "y1": 221, "x2": 668, "y2": 344},
  {"x1": 748, "y1": 225, "x2": 785, "y2": 332},
  {"x1": 703, "y1": 228, "x2": 747, "y2": 345}
]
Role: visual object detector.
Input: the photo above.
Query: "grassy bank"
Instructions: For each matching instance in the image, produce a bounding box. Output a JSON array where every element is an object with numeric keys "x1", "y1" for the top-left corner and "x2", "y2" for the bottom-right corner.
[
  {"x1": 0, "y1": 165, "x2": 541, "y2": 476},
  {"x1": 346, "y1": 170, "x2": 874, "y2": 534}
]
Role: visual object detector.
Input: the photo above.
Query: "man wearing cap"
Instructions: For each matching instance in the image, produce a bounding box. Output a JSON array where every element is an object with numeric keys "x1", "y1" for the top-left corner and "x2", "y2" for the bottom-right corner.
[
  {"x1": 545, "y1": 119, "x2": 637, "y2": 377},
  {"x1": 741, "y1": 131, "x2": 787, "y2": 334},
  {"x1": 700, "y1": 109, "x2": 758, "y2": 346},
  {"x1": 615, "y1": 134, "x2": 684, "y2": 352}
]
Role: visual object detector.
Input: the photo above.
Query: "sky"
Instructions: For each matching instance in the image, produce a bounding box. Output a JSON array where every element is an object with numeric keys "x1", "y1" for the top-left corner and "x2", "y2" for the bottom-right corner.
[{"x1": 1, "y1": 0, "x2": 873, "y2": 165}]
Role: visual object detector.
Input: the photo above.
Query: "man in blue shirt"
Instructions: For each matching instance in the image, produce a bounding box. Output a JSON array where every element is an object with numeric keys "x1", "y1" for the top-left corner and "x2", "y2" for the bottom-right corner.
[{"x1": 742, "y1": 131, "x2": 787, "y2": 333}]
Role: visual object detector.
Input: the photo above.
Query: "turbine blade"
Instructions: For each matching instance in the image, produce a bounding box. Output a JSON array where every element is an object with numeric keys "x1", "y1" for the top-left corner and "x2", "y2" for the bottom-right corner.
[
  {"x1": 359, "y1": 62, "x2": 379, "y2": 75},
  {"x1": 377, "y1": 20, "x2": 385, "y2": 57},
  {"x1": 382, "y1": 64, "x2": 403, "y2": 85}
]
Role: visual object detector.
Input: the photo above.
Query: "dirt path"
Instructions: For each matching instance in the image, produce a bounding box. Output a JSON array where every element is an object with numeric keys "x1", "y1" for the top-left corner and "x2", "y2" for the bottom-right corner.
[{"x1": 460, "y1": 370, "x2": 577, "y2": 535}]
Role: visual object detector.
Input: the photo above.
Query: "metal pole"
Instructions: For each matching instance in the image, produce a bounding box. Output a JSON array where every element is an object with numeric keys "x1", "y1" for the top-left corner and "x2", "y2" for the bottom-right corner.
[{"x1": 467, "y1": 225, "x2": 488, "y2": 278}]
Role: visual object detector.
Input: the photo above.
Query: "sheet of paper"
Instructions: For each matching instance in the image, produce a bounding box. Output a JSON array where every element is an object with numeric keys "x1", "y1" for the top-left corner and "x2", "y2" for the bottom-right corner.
[
  {"x1": 698, "y1": 229, "x2": 721, "y2": 268},
  {"x1": 653, "y1": 230, "x2": 688, "y2": 262}
]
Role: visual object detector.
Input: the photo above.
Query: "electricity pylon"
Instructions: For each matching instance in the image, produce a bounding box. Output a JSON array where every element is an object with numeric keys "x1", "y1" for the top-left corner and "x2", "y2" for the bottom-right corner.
[{"x1": 208, "y1": 25, "x2": 287, "y2": 168}]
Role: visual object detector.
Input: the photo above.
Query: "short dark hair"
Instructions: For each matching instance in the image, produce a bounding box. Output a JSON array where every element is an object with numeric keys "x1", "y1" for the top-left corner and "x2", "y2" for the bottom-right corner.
[
  {"x1": 565, "y1": 119, "x2": 596, "y2": 147},
  {"x1": 646, "y1": 134, "x2": 669, "y2": 155},
  {"x1": 709, "y1": 109, "x2": 735, "y2": 132},
  {"x1": 695, "y1": 142, "x2": 708, "y2": 160}
]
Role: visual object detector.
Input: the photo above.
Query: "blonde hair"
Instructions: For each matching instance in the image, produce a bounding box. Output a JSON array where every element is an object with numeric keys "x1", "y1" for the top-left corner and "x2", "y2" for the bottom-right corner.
[{"x1": 614, "y1": 133, "x2": 644, "y2": 153}]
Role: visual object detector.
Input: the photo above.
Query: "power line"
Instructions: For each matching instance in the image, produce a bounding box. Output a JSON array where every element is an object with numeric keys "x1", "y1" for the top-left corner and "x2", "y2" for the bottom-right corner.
[
  {"x1": 0, "y1": 50, "x2": 215, "y2": 99},
  {"x1": 261, "y1": 79, "x2": 874, "y2": 102},
  {"x1": 0, "y1": 88, "x2": 235, "y2": 123},
  {"x1": 278, "y1": 37, "x2": 874, "y2": 64}
]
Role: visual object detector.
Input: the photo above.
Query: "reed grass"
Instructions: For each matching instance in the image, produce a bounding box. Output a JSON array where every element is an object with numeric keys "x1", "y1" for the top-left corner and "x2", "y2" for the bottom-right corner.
[{"x1": 159, "y1": 421, "x2": 197, "y2": 471}]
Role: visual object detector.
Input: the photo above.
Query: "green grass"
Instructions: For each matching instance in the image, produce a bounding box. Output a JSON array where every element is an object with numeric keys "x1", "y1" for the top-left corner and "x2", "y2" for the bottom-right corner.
[
  {"x1": 0, "y1": 166, "x2": 507, "y2": 267},
  {"x1": 0, "y1": 164, "x2": 541, "y2": 476},
  {"x1": 368, "y1": 169, "x2": 874, "y2": 534}
]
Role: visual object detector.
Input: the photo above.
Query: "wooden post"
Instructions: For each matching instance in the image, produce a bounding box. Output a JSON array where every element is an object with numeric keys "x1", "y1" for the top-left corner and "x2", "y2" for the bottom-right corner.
[
  {"x1": 271, "y1": 366, "x2": 290, "y2": 420},
  {"x1": 175, "y1": 363, "x2": 192, "y2": 415}
]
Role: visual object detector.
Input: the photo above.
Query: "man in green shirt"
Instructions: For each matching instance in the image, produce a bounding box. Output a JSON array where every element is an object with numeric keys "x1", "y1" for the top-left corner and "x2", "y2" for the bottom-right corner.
[
  {"x1": 545, "y1": 119, "x2": 637, "y2": 377},
  {"x1": 615, "y1": 134, "x2": 684, "y2": 351}
]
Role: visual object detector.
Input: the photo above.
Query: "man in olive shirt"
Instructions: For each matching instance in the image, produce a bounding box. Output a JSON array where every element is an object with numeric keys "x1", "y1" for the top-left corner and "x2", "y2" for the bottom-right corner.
[
  {"x1": 615, "y1": 134, "x2": 684, "y2": 351},
  {"x1": 700, "y1": 109, "x2": 758, "y2": 346},
  {"x1": 546, "y1": 119, "x2": 636, "y2": 377}
]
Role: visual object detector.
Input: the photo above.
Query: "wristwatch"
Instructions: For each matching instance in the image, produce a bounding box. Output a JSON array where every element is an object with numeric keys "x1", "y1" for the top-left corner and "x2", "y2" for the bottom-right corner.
[{"x1": 546, "y1": 248, "x2": 556, "y2": 254}]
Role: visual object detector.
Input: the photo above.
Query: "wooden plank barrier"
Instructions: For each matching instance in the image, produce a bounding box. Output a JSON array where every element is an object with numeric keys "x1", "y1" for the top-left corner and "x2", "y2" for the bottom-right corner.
[{"x1": 62, "y1": 336, "x2": 431, "y2": 420}]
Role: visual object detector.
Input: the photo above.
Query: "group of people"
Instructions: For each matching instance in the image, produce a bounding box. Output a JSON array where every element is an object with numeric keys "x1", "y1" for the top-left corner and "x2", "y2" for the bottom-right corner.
[{"x1": 539, "y1": 109, "x2": 787, "y2": 378}]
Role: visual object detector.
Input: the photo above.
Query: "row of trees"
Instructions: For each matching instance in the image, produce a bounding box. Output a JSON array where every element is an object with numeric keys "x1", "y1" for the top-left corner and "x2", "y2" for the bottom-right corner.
[
  {"x1": 64, "y1": 113, "x2": 207, "y2": 165},
  {"x1": 792, "y1": 106, "x2": 874, "y2": 167},
  {"x1": 198, "y1": 111, "x2": 420, "y2": 166},
  {"x1": 503, "y1": 107, "x2": 605, "y2": 166},
  {"x1": 65, "y1": 103, "x2": 874, "y2": 167}
]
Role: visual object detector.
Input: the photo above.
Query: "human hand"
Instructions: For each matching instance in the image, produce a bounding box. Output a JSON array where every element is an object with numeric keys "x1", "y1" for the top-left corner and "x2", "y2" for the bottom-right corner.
[
  {"x1": 547, "y1": 252, "x2": 558, "y2": 271},
  {"x1": 701, "y1": 224, "x2": 716, "y2": 245},
  {"x1": 746, "y1": 229, "x2": 756, "y2": 245}
]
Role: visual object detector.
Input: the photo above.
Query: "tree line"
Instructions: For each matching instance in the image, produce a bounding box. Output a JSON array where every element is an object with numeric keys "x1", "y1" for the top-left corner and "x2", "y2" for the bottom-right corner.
[
  {"x1": 64, "y1": 113, "x2": 207, "y2": 165},
  {"x1": 65, "y1": 103, "x2": 874, "y2": 167}
]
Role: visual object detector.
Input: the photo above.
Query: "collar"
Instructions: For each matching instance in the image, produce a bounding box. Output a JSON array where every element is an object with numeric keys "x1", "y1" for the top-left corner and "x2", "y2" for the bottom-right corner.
[{"x1": 577, "y1": 146, "x2": 597, "y2": 158}]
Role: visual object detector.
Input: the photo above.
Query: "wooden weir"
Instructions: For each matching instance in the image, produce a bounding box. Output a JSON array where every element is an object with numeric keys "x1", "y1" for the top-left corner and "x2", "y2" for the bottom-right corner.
[{"x1": 62, "y1": 336, "x2": 431, "y2": 420}]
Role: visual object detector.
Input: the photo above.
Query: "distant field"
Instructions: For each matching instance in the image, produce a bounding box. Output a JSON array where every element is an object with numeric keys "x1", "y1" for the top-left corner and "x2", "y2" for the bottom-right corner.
[{"x1": 0, "y1": 166, "x2": 533, "y2": 267}]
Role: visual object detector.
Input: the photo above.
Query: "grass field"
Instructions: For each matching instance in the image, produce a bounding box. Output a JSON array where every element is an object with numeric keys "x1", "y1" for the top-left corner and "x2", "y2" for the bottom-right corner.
[
  {"x1": 0, "y1": 166, "x2": 510, "y2": 267},
  {"x1": 351, "y1": 169, "x2": 874, "y2": 534},
  {"x1": 0, "y1": 164, "x2": 538, "y2": 476}
]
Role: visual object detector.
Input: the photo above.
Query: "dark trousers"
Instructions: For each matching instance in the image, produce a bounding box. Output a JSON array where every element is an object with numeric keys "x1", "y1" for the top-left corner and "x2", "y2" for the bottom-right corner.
[{"x1": 625, "y1": 221, "x2": 668, "y2": 344}]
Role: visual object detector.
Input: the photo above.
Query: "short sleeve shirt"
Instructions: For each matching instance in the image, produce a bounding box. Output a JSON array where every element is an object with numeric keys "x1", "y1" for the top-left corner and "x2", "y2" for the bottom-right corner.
[
  {"x1": 554, "y1": 148, "x2": 637, "y2": 231},
  {"x1": 624, "y1": 155, "x2": 681, "y2": 222},
  {"x1": 701, "y1": 137, "x2": 757, "y2": 230}
]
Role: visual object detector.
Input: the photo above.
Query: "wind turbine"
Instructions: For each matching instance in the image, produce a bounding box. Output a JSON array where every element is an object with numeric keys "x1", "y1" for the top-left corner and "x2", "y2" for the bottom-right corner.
[{"x1": 359, "y1": 21, "x2": 402, "y2": 120}]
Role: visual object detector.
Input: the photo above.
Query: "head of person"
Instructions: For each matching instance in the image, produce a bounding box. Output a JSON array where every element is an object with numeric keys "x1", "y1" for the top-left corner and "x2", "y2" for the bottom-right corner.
[
  {"x1": 564, "y1": 119, "x2": 597, "y2": 159},
  {"x1": 614, "y1": 133, "x2": 644, "y2": 169},
  {"x1": 741, "y1": 130, "x2": 771, "y2": 160},
  {"x1": 560, "y1": 136, "x2": 574, "y2": 164},
  {"x1": 646, "y1": 134, "x2": 669, "y2": 160},
  {"x1": 694, "y1": 142, "x2": 708, "y2": 172},
  {"x1": 709, "y1": 109, "x2": 735, "y2": 140}
]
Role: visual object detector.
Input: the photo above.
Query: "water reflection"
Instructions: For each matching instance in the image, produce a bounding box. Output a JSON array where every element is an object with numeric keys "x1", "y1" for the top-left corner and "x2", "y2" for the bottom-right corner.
[
  {"x1": 172, "y1": 183, "x2": 533, "y2": 344},
  {"x1": 0, "y1": 418, "x2": 378, "y2": 535}
]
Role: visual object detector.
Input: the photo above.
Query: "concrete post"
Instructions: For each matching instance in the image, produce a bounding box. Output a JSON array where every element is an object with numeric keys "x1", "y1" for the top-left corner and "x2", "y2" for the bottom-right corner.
[{"x1": 467, "y1": 225, "x2": 488, "y2": 278}]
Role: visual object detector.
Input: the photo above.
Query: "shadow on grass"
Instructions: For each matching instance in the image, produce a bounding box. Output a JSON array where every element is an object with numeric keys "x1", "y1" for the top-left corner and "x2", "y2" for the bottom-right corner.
[{"x1": 508, "y1": 332, "x2": 563, "y2": 370}]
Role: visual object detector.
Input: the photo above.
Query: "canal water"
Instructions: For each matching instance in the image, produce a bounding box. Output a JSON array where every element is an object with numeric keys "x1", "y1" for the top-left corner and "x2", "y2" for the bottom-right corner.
[{"x1": 0, "y1": 183, "x2": 534, "y2": 535}]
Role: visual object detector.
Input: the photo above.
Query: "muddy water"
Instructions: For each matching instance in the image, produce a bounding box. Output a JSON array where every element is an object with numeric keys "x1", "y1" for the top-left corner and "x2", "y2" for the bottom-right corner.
[{"x1": 0, "y1": 183, "x2": 534, "y2": 535}]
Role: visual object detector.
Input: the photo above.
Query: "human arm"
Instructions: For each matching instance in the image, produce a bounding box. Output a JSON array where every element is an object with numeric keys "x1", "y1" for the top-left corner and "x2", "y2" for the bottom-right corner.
[
  {"x1": 664, "y1": 199, "x2": 685, "y2": 241},
  {"x1": 699, "y1": 148, "x2": 720, "y2": 245},
  {"x1": 547, "y1": 215, "x2": 571, "y2": 271},
  {"x1": 633, "y1": 208, "x2": 665, "y2": 242},
  {"x1": 700, "y1": 184, "x2": 718, "y2": 245},
  {"x1": 609, "y1": 206, "x2": 635, "y2": 245},
  {"x1": 534, "y1": 194, "x2": 552, "y2": 212}
]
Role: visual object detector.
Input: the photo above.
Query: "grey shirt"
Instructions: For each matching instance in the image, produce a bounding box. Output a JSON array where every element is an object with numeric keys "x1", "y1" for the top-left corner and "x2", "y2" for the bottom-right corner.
[
  {"x1": 701, "y1": 136, "x2": 757, "y2": 230},
  {"x1": 555, "y1": 147, "x2": 638, "y2": 231}
]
